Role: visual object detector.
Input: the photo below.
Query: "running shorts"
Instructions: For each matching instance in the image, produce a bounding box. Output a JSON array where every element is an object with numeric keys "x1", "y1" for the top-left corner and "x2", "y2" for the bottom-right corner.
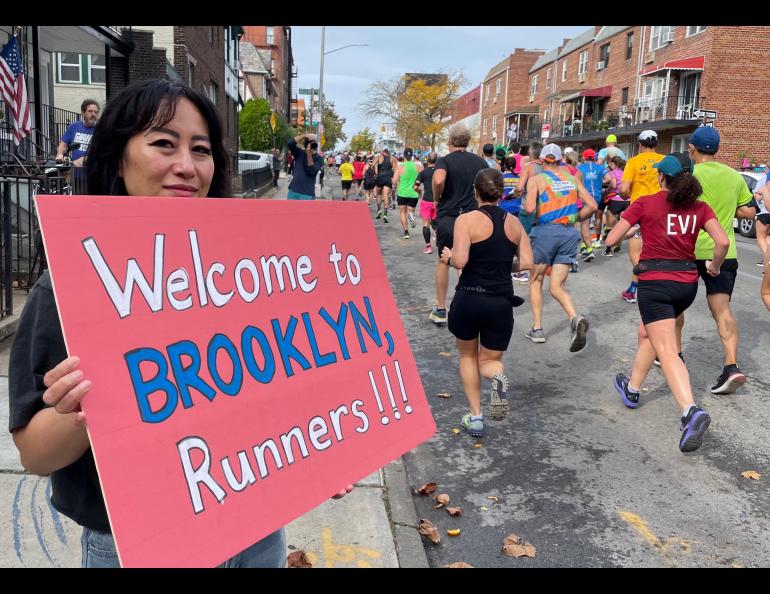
[
  {"x1": 757, "y1": 213, "x2": 770, "y2": 226},
  {"x1": 695, "y1": 258, "x2": 738, "y2": 298},
  {"x1": 341, "y1": 180, "x2": 353, "y2": 189},
  {"x1": 436, "y1": 215, "x2": 458, "y2": 260},
  {"x1": 376, "y1": 175, "x2": 393, "y2": 188},
  {"x1": 637, "y1": 280, "x2": 698, "y2": 325},
  {"x1": 397, "y1": 196, "x2": 418, "y2": 208},
  {"x1": 420, "y1": 200, "x2": 437, "y2": 220},
  {"x1": 531, "y1": 224, "x2": 580, "y2": 266},
  {"x1": 607, "y1": 200, "x2": 630, "y2": 215},
  {"x1": 448, "y1": 290, "x2": 514, "y2": 351},
  {"x1": 363, "y1": 180, "x2": 376, "y2": 190}
]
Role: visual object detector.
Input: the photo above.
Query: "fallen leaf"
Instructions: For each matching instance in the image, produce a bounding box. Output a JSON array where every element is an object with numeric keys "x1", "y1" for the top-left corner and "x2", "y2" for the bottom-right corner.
[
  {"x1": 447, "y1": 529, "x2": 461, "y2": 537},
  {"x1": 480, "y1": 506, "x2": 489, "y2": 512},
  {"x1": 438, "y1": 351, "x2": 452, "y2": 357},
  {"x1": 452, "y1": 428, "x2": 461, "y2": 435},
  {"x1": 419, "y1": 519, "x2": 441, "y2": 544},
  {"x1": 434, "y1": 494, "x2": 451, "y2": 508},
  {"x1": 487, "y1": 496, "x2": 499, "y2": 502},
  {"x1": 443, "y1": 562, "x2": 474, "y2": 568},
  {"x1": 415, "y1": 482, "x2": 438, "y2": 495},
  {"x1": 473, "y1": 443, "x2": 483, "y2": 449},
  {"x1": 436, "y1": 392, "x2": 451, "y2": 398},
  {"x1": 446, "y1": 507, "x2": 463, "y2": 516},
  {"x1": 741, "y1": 471, "x2": 761, "y2": 480},
  {"x1": 502, "y1": 533, "x2": 536, "y2": 558},
  {"x1": 621, "y1": 357, "x2": 630, "y2": 363},
  {"x1": 287, "y1": 550, "x2": 313, "y2": 568}
]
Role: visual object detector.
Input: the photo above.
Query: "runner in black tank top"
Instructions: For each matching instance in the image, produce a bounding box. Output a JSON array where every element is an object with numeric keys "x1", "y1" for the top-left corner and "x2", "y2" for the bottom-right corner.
[
  {"x1": 374, "y1": 149, "x2": 395, "y2": 223},
  {"x1": 440, "y1": 169, "x2": 533, "y2": 438}
]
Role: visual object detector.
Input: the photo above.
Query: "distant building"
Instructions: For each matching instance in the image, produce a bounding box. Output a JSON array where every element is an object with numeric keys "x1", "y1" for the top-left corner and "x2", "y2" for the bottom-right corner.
[
  {"x1": 437, "y1": 85, "x2": 481, "y2": 155},
  {"x1": 291, "y1": 98, "x2": 306, "y2": 128},
  {"x1": 242, "y1": 26, "x2": 295, "y2": 120}
]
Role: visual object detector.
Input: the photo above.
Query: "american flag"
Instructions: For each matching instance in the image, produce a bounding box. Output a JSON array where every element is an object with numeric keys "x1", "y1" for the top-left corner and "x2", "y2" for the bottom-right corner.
[{"x1": 0, "y1": 35, "x2": 32, "y2": 146}]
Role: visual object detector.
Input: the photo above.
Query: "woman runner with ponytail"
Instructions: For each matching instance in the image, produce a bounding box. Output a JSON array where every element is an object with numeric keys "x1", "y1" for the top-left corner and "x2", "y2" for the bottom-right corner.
[{"x1": 605, "y1": 154, "x2": 729, "y2": 453}]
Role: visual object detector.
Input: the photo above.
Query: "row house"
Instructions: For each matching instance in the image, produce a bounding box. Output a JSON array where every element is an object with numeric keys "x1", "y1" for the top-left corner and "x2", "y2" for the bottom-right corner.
[
  {"x1": 478, "y1": 49, "x2": 544, "y2": 149},
  {"x1": 242, "y1": 27, "x2": 295, "y2": 121},
  {"x1": 437, "y1": 85, "x2": 481, "y2": 154},
  {"x1": 523, "y1": 26, "x2": 770, "y2": 167},
  {"x1": 290, "y1": 98, "x2": 306, "y2": 128}
]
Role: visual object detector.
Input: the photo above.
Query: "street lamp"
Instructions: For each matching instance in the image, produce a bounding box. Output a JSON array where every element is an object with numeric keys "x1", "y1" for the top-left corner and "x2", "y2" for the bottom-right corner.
[{"x1": 317, "y1": 26, "x2": 367, "y2": 149}]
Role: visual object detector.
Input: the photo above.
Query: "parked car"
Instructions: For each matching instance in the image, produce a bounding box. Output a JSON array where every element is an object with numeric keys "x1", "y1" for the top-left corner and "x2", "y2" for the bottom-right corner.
[
  {"x1": 238, "y1": 151, "x2": 271, "y2": 174},
  {"x1": 733, "y1": 171, "x2": 767, "y2": 238}
]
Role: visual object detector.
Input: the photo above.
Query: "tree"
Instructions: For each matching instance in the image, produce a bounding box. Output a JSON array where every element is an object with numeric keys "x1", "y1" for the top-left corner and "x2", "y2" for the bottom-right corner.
[
  {"x1": 320, "y1": 101, "x2": 346, "y2": 151},
  {"x1": 239, "y1": 98, "x2": 272, "y2": 151},
  {"x1": 358, "y1": 71, "x2": 467, "y2": 150},
  {"x1": 349, "y1": 127, "x2": 375, "y2": 153}
]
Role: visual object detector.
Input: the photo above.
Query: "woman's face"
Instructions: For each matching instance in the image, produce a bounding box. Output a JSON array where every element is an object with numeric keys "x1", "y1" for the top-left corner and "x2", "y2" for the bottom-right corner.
[{"x1": 120, "y1": 97, "x2": 215, "y2": 197}]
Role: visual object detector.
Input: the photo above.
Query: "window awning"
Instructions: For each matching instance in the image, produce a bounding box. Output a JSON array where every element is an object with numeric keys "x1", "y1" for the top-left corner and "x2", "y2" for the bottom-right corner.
[
  {"x1": 640, "y1": 56, "x2": 705, "y2": 76},
  {"x1": 559, "y1": 92, "x2": 581, "y2": 103},
  {"x1": 580, "y1": 85, "x2": 612, "y2": 98}
]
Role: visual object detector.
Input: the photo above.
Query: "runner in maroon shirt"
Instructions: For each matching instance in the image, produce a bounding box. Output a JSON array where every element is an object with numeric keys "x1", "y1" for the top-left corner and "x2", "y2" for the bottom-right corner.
[{"x1": 605, "y1": 154, "x2": 729, "y2": 453}]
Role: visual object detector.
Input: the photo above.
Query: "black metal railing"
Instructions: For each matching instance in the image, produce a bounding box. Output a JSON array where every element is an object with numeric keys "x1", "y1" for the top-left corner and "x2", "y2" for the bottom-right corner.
[
  {"x1": 1, "y1": 103, "x2": 82, "y2": 162},
  {"x1": 242, "y1": 168, "x2": 273, "y2": 193}
]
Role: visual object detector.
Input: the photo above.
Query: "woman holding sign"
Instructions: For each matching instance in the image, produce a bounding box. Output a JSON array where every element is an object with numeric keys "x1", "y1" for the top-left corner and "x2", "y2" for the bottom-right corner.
[
  {"x1": 9, "y1": 79, "x2": 352, "y2": 568},
  {"x1": 440, "y1": 168, "x2": 533, "y2": 438}
]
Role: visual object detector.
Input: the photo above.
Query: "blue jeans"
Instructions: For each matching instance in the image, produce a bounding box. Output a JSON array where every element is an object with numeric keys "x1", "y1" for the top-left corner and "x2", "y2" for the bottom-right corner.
[
  {"x1": 81, "y1": 526, "x2": 287, "y2": 568},
  {"x1": 287, "y1": 189, "x2": 314, "y2": 200}
]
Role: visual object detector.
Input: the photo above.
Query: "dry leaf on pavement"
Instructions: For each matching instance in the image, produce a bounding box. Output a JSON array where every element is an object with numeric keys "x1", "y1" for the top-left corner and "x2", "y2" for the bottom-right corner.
[
  {"x1": 443, "y1": 562, "x2": 474, "y2": 568},
  {"x1": 438, "y1": 351, "x2": 452, "y2": 357},
  {"x1": 446, "y1": 507, "x2": 463, "y2": 516},
  {"x1": 287, "y1": 550, "x2": 313, "y2": 568},
  {"x1": 452, "y1": 428, "x2": 461, "y2": 434},
  {"x1": 502, "y1": 533, "x2": 537, "y2": 558},
  {"x1": 487, "y1": 496, "x2": 499, "y2": 502},
  {"x1": 473, "y1": 443, "x2": 483, "y2": 448},
  {"x1": 419, "y1": 519, "x2": 441, "y2": 544},
  {"x1": 447, "y1": 529, "x2": 461, "y2": 537},
  {"x1": 436, "y1": 392, "x2": 451, "y2": 398},
  {"x1": 741, "y1": 471, "x2": 761, "y2": 480},
  {"x1": 434, "y1": 494, "x2": 451, "y2": 508},
  {"x1": 480, "y1": 506, "x2": 489, "y2": 512},
  {"x1": 415, "y1": 482, "x2": 438, "y2": 495}
]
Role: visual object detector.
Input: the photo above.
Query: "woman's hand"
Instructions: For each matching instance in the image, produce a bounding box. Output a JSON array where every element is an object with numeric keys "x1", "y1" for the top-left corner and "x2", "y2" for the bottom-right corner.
[
  {"x1": 705, "y1": 260, "x2": 721, "y2": 277},
  {"x1": 42, "y1": 356, "x2": 91, "y2": 425},
  {"x1": 331, "y1": 484, "x2": 354, "y2": 500},
  {"x1": 440, "y1": 247, "x2": 453, "y2": 265}
]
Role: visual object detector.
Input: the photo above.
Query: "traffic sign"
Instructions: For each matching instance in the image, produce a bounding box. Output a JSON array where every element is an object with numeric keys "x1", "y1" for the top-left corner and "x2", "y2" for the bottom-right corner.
[
  {"x1": 270, "y1": 112, "x2": 277, "y2": 132},
  {"x1": 298, "y1": 88, "x2": 317, "y2": 95},
  {"x1": 693, "y1": 109, "x2": 717, "y2": 119}
]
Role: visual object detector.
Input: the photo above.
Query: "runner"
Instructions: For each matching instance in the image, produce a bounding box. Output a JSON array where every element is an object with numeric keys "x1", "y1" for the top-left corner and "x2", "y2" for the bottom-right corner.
[
  {"x1": 602, "y1": 155, "x2": 628, "y2": 256},
  {"x1": 439, "y1": 168, "x2": 533, "y2": 435},
  {"x1": 606, "y1": 154, "x2": 729, "y2": 452},
  {"x1": 618, "y1": 130, "x2": 664, "y2": 303},
  {"x1": 430, "y1": 124, "x2": 489, "y2": 324},
  {"x1": 391, "y1": 148, "x2": 423, "y2": 239},
  {"x1": 338, "y1": 155, "x2": 354, "y2": 201},
  {"x1": 363, "y1": 157, "x2": 377, "y2": 209},
  {"x1": 753, "y1": 176, "x2": 770, "y2": 268},
  {"x1": 516, "y1": 141, "x2": 543, "y2": 236},
  {"x1": 352, "y1": 155, "x2": 366, "y2": 199},
  {"x1": 374, "y1": 148, "x2": 398, "y2": 224},
  {"x1": 482, "y1": 143, "x2": 498, "y2": 169},
  {"x1": 597, "y1": 134, "x2": 628, "y2": 165},
  {"x1": 414, "y1": 151, "x2": 438, "y2": 253},
  {"x1": 686, "y1": 127, "x2": 757, "y2": 394},
  {"x1": 521, "y1": 143, "x2": 596, "y2": 350},
  {"x1": 335, "y1": 152, "x2": 342, "y2": 170},
  {"x1": 500, "y1": 155, "x2": 528, "y2": 282},
  {"x1": 564, "y1": 150, "x2": 592, "y2": 265}
]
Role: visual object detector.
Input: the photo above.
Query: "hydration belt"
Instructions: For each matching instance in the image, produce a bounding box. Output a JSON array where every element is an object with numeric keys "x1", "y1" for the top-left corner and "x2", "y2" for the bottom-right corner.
[{"x1": 633, "y1": 259, "x2": 696, "y2": 276}]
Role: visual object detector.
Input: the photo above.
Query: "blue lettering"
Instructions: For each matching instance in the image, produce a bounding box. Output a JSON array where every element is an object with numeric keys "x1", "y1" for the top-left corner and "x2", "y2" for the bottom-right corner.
[
  {"x1": 207, "y1": 334, "x2": 244, "y2": 396},
  {"x1": 271, "y1": 316, "x2": 311, "y2": 378},
  {"x1": 241, "y1": 325, "x2": 276, "y2": 384},
  {"x1": 349, "y1": 296, "x2": 382, "y2": 354},
  {"x1": 319, "y1": 303, "x2": 351, "y2": 360},
  {"x1": 125, "y1": 347, "x2": 178, "y2": 424},
  {"x1": 167, "y1": 340, "x2": 217, "y2": 407},
  {"x1": 301, "y1": 312, "x2": 337, "y2": 368}
]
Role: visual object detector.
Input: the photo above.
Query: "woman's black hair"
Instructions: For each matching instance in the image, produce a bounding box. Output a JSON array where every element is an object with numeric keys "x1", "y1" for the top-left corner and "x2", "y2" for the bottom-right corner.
[
  {"x1": 474, "y1": 168, "x2": 504, "y2": 203},
  {"x1": 504, "y1": 156, "x2": 518, "y2": 172},
  {"x1": 639, "y1": 136, "x2": 659, "y2": 149},
  {"x1": 86, "y1": 79, "x2": 230, "y2": 197},
  {"x1": 663, "y1": 164, "x2": 702, "y2": 209}
]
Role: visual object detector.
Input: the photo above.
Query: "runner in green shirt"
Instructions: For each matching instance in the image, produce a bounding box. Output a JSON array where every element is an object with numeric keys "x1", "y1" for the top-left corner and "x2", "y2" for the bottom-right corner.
[{"x1": 393, "y1": 148, "x2": 423, "y2": 239}]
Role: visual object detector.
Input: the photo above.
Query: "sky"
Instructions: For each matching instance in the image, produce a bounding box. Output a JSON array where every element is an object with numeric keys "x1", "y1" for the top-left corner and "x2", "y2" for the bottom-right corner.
[{"x1": 292, "y1": 26, "x2": 589, "y2": 148}]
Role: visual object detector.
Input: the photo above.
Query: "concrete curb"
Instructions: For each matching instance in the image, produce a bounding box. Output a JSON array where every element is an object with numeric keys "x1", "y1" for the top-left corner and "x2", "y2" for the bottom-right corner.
[{"x1": 382, "y1": 457, "x2": 430, "y2": 568}]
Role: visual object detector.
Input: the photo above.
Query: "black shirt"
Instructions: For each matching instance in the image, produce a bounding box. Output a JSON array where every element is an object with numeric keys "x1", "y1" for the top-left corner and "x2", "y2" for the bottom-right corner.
[
  {"x1": 9, "y1": 271, "x2": 110, "y2": 531},
  {"x1": 435, "y1": 150, "x2": 488, "y2": 218},
  {"x1": 416, "y1": 167, "x2": 436, "y2": 202}
]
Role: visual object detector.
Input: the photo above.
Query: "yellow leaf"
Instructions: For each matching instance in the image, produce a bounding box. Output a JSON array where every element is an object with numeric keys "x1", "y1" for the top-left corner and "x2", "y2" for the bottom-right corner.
[
  {"x1": 447, "y1": 529, "x2": 461, "y2": 537},
  {"x1": 480, "y1": 506, "x2": 489, "y2": 511},
  {"x1": 487, "y1": 496, "x2": 499, "y2": 502},
  {"x1": 452, "y1": 428, "x2": 461, "y2": 434},
  {"x1": 741, "y1": 471, "x2": 761, "y2": 480},
  {"x1": 473, "y1": 443, "x2": 483, "y2": 448}
]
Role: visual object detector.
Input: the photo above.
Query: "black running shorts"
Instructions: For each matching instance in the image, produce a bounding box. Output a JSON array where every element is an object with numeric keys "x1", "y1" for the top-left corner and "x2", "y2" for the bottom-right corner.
[
  {"x1": 757, "y1": 213, "x2": 770, "y2": 226},
  {"x1": 341, "y1": 180, "x2": 353, "y2": 189},
  {"x1": 436, "y1": 215, "x2": 457, "y2": 260},
  {"x1": 397, "y1": 196, "x2": 418, "y2": 208},
  {"x1": 695, "y1": 258, "x2": 738, "y2": 298},
  {"x1": 637, "y1": 280, "x2": 698, "y2": 325},
  {"x1": 607, "y1": 200, "x2": 630, "y2": 215},
  {"x1": 448, "y1": 290, "x2": 514, "y2": 351},
  {"x1": 376, "y1": 175, "x2": 392, "y2": 188}
]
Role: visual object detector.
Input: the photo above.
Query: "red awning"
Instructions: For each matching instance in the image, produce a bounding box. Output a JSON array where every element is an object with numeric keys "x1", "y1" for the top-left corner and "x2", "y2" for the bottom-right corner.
[
  {"x1": 640, "y1": 56, "x2": 705, "y2": 76},
  {"x1": 579, "y1": 85, "x2": 613, "y2": 98}
]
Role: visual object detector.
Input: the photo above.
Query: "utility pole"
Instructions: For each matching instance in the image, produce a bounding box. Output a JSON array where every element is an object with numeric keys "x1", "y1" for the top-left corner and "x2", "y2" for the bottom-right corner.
[{"x1": 318, "y1": 26, "x2": 325, "y2": 148}]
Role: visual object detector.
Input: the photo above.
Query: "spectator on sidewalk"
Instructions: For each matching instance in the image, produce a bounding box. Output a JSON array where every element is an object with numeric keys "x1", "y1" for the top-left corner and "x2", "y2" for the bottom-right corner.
[
  {"x1": 288, "y1": 133, "x2": 324, "y2": 200},
  {"x1": 272, "y1": 148, "x2": 282, "y2": 189}
]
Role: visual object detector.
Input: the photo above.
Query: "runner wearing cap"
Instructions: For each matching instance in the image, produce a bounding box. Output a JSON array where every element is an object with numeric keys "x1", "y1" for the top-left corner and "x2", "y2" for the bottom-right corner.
[
  {"x1": 521, "y1": 143, "x2": 597, "y2": 351},
  {"x1": 606, "y1": 154, "x2": 728, "y2": 452},
  {"x1": 393, "y1": 148, "x2": 424, "y2": 239},
  {"x1": 577, "y1": 149, "x2": 607, "y2": 262},
  {"x1": 597, "y1": 134, "x2": 628, "y2": 165},
  {"x1": 618, "y1": 130, "x2": 664, "y2": 303},
  {"x1": 685, "y1": 126, "x2": 757, "y2": 394}
]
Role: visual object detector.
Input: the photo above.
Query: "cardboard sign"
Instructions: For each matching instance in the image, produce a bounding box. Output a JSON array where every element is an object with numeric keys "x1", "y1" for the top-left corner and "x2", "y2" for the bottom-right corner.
[{"x1": 35, "y1": 196, "x2": 436, "y2": 567}]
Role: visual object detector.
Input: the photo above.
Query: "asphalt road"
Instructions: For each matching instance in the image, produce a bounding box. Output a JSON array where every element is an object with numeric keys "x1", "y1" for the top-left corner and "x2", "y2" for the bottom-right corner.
[{"x1": 359, "y1": 189, "x2": 769, "y2": 568}]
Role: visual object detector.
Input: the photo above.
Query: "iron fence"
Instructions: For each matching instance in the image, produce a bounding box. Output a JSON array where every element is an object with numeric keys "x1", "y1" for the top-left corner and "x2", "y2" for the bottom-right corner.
[{"x1": 242, "y1": 167, "x2": 273, "y2": 193}]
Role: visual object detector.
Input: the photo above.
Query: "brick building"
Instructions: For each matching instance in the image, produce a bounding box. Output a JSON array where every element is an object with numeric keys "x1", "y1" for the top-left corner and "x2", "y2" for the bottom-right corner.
[
  {"x1": 479, "y1": 49, "x2": 545, "y2": 149},
  {"x1": 241, "y1": 26, "x2": 294, "y2": 120},
  {"x1": 438, "y1": 85, "x2": 481, "y2": 154},
  {"x1": 291, "y1": 98, "x2": 306, "y2": 128},
  {"x1": 520, "y1": 26, "x2": 770, "y2": 167}
]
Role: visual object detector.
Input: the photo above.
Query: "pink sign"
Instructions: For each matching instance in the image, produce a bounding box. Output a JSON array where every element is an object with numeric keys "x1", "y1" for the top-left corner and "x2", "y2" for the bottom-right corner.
[{"x1": 35, "y1": 196, "x2": 436, "y2": 567}]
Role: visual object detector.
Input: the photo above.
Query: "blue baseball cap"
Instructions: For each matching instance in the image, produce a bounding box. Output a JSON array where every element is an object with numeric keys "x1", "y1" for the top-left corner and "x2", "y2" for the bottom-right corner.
[
  {"x1": 689, "y1": 126, "x2": 720, "y2": 152},
  {"x1": 653, "y1": 155, "x2": 683, "y2": 177}
]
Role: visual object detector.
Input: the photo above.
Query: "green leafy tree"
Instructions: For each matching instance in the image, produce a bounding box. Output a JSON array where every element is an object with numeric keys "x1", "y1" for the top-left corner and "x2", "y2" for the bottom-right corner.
[
  {"x1": 349, "y1": 127, "x2": 375, "y2": 152},
  {"x1": 239, "y1": 98, "x2": 272, "y2": 151},
  {"x1": 321, "y1": 102, "x2": 346, "y2": 151}
]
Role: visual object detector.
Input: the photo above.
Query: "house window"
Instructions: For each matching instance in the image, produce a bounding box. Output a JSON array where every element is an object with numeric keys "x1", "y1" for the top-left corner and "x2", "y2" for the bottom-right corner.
[
  {"x1": 492, "y1": 115, "x2": 497, "y2": 137},
  {"x1": 626, "y1": 32, "x2": 634, "y2": 60},
  {"x1": 621, "y1": 87, "x2": 629, "y2": 105},
  {"x1": 599, "y1": 43, "x2": 610, "y2": 68},
  {"x1": 495, "y1": 78, "x2": 501, "y2": 95},
  {"x1": 485, "y1": 82, "x2": 490, "y2": 103},
  {"x1": 578, "y1": 51, "x2": 588, "y2": 75},
  {"x1": 483, "y1": 118, "x2": 488, "y2": 134},
  {"x1": 208, "y1": 82, "x2": 218, "y2": 106},
  {"x1": 649, "y1": 26, "x2": 674, "y2": 50},
  {"x1": 671, "y1": 134, "x2": 689, "y2": 153},
  {"x1": 530, "y1": 75, "x2": 538, "y2": 96},
  {"x1": 546, "y1": 67, "x2": 551, "y2": 90},
  {"x1": 686, "y1": 26, "x2": 707, "y2": 37},
  {"x1": 543, "y1": 109, "x2": 549, "y2": 123},
  {"x1": 562, "y1": 59, "x2": 568, "y2": 82},
  {"x1": 88, "y1": 55, "x2": 106, "y2": 85},
  {"x1": 57, "y1": 53, "x2": 82, "y2": 83},
  {"x1": 209, "y1": 27, "x2": 214, "y2": 44},
  {"x1": 266, "y1": 26, "x2": 275, "y2": 45},
  {"x1": 188, "y1": 60, "x2": 195, "y2": 87},
  {"x1": 271, "y1": 58, "x2": 275, "y2": 74}
]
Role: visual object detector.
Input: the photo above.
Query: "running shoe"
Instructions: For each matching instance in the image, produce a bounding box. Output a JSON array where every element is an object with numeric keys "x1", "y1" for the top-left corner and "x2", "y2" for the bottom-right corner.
[
  {"x1": 383, "y1": 213, "x2": 389, "y2": 223},
  {"x1": 603, "y1": 247, "x2": 613, "y2": 257},
  {"x1": 621, "y1": 289, "x2": 637, "y2": 303},
  {"x1": 570, "y1": 262, "x2": 579, "y2": 273},
  {"x1": 710, "y1": 364, "x2": 747, "y2": 394},
  {"x1": 490, "y1": 373, "x2": 509, "y2": 420},
  {"x1": 592, "y1": 239, "x2": 603, "y2": 249},
  {"x1": 613, "y1": 245, "x2": 621, "y2": 253},
  {"x1": 579, "y1": 245, "x2": 589, "y2": 257},
  {"x1": 401, "y1": 230, "x2": 409, "y2": 239},
  {"x1": 511, "y1": 271, "x2": 530, "y2": 283},
  {"x1": 423, "y1": 244, "x2": 432, "y2": 254},
  {"x1": 679, "y1": 406, "x2": 711, "y2": 452},
  {"x1": 613, "y1": 373, "x2": 640, "y2": 409},
  {"x1": 429, "y1": 307, "x2": 447, "y2": 324},
  {"x1": 375, "y1": 209, "x2": 383, "y2": 219},
  {"x1": 408, "y1": 212, "x2": 416, "y2": 228},
  {"x1": 525, "y1": 328, "x2": 546, "y2": 343},
  {"x1": 581, "y1": 250, "x2": 595, "y2": 262},
  {"x1": 757, "y1": 261, "x2": 765, "y2": 267},
  {"x1": 460, "y1": 413, "x2": 484, "y2": 437},
  {"x1": 569, "y1": 315, "x2": 589, "y2": 352}
]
